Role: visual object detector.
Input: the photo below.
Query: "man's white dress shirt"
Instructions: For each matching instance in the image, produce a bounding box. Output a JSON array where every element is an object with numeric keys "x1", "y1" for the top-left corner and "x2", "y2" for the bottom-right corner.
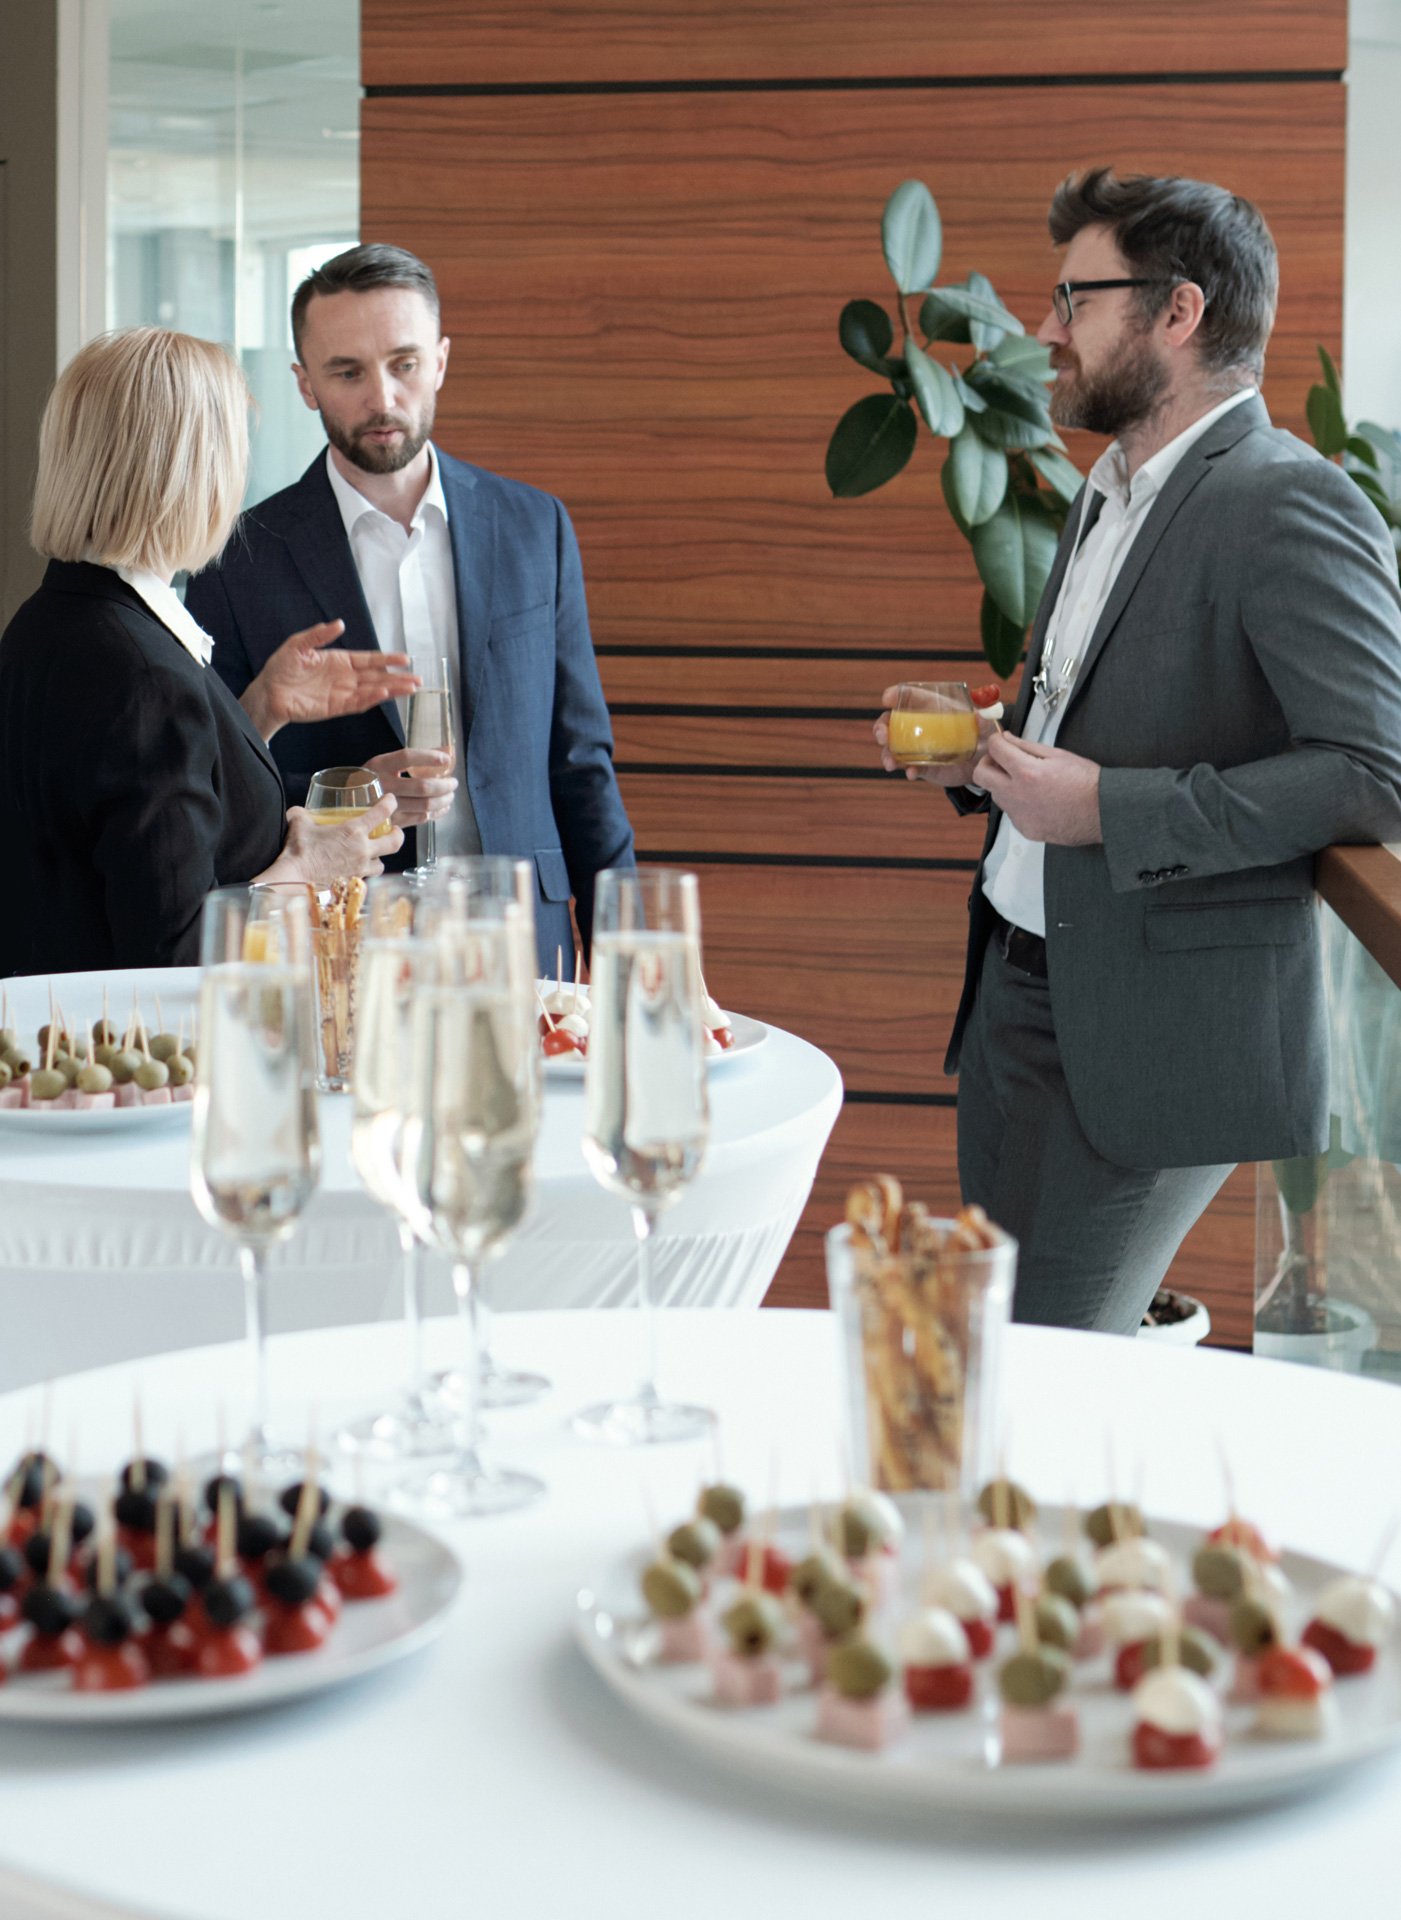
[
  {"x1": 981, "y1": 388, "x2": 1257, "y2": 938},
  {"x1": 116, "y1": 566, "x2": 215, "y2": 669},
  {"x1": 325, "y1": 445, "x2": 480, "y2": 855}
]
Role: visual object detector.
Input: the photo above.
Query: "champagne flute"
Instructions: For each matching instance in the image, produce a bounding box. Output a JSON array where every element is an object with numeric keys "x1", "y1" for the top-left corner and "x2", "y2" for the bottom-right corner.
[
  {"x1": 573, "y1": 867, "x2": 713, "y2": 1446},
  {"x1": 396, "y1": 918, "x2": 544, "y2": 1515},
  {"x1": 337, "y1": 878, "x2": 458, "y2": 1466},
  {"x1": 191, "y1": 886, "x2": 322, "y2": 1476},
  {"x1": 429, "y1": 855, "x2": 550, "y2": 1410},
  {"x1": 404, "y1": 655, "x2": 456, "y2": 880}
]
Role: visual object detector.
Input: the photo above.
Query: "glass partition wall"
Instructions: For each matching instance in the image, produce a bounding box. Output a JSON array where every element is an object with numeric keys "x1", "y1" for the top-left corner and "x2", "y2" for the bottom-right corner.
[
  {"x1": 1256, "y1": 897, "x2": 1401, "y2": 1381},
  {"x1": 108, "y1": 0, "x2": 359, "y2": 507}
]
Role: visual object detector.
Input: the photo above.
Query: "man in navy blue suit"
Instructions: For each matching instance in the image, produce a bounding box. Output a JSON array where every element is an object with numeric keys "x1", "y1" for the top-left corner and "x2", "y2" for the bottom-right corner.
[{"x1": 186, "y1": 243, "x2": 634, "y2": 968}]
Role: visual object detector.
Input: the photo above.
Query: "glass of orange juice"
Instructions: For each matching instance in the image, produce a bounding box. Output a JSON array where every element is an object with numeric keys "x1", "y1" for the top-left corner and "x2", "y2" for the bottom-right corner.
[
  {"x1": 306, "y1": 766, "x2": 393, "y2": 838},
  {"x1": 888, "y1": 683, "x2": 980, "y2": 767}
]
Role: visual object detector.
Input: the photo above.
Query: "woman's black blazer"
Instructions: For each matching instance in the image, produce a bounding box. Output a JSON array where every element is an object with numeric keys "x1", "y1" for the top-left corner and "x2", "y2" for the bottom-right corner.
[{"x1": 0, "y1": 561, "x2": 286, "y2": 974}]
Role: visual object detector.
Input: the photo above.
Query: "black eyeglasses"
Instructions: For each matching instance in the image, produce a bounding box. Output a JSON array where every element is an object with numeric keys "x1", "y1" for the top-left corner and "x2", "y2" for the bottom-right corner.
[{"x1": 1051, "y1": 278, "x2": 1174, "y2": 325}]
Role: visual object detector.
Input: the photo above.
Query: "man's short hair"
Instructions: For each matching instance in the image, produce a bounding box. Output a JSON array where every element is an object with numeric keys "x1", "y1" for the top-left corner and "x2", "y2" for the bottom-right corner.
[
  {"x1": 291, "y1": 243, "x2": 441, "y2": 361},
  {"x1": 1048, "y1": 169, "x2": 1279, "y2": 382},
  {"x1": 32, "y1": 328, "x2": 249, "y2": 577}
]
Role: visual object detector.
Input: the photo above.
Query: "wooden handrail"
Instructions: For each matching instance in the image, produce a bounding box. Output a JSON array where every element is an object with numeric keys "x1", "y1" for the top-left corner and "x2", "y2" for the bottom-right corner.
[{"x1": 1317, "y1": 845, "x2": 1401, "y2": 991}]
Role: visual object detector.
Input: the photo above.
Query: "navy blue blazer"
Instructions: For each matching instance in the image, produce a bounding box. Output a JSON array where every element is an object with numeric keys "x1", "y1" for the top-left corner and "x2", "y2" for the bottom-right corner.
[{"x1": 186, "y1": 448, "x2": 634, "y2": 966}]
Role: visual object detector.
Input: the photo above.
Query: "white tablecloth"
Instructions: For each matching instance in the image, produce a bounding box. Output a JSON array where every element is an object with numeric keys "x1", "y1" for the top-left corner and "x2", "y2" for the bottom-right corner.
[
  {"x1": 0, "y1": 1311, "x2": 1395, "y2": 1920},
  {"x1": 0, "y1": 969, "x2": 842, "y2": 1388}
]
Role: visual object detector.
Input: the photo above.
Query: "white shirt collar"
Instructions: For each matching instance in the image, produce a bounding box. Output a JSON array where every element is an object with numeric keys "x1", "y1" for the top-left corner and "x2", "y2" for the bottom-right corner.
[
  {"x1": 1088, "y1": 387, "x2": 1258, "y2": 513},
  {"x1": 114, "y1": 565, "x2": 214, "y2": 668},
  {"x1": 325, "y1": 443, "x2": 449, "y2": 542}
]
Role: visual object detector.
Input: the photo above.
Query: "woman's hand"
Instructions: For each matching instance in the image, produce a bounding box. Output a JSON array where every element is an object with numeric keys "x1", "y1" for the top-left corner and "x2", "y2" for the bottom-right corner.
[
  {"x1": 239, "y1": 620, "x2": 419, "y2": 741},
  {"x1": 258, "y1": 793, "x2": 404, "y2": 887},
  {"x1": 364, "y1": 747, "x2": 457, "y2": 828}
]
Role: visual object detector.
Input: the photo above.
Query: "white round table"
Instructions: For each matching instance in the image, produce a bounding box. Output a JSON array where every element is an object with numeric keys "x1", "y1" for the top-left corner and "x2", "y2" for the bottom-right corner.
[
  {"x1": 0, "y1": 969, "x2": 842, "y2": 1390},
  {"x1": 0, "y1": 1311, "x2": 1395, "y2": 1920}
]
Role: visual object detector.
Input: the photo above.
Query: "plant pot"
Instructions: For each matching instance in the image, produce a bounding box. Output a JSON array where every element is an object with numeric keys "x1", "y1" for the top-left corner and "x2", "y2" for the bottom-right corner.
[
  {"x1": 1137, "y1": 1288, "x2": 1211, "y2": 1347},
  {"x1": 1254, "y1": 1298, "x2": 1377, "y2": 1372}
]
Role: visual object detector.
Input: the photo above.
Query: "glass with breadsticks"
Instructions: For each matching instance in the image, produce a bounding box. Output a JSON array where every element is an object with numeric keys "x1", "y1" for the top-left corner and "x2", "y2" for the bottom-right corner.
[
  {"x1": 826, "y1": 1178, "x2": 1015, "y2": 1496},
  {"x1": 253, "y1": 879, "x2": 366, "y2": 1092}
]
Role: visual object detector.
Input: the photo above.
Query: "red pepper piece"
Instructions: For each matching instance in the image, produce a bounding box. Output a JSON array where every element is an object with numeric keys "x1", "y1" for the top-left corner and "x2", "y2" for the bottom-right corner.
[
  {"x1": 1132, "y1": 1721, "x2": 1218, "y2": 1770},
  {"x1": 1301, "y1": 1618, "x2": 1375, "y2": 1677},
  {"x1": 905, "y1": 1662, "x2": 975, "y2": 1711}
]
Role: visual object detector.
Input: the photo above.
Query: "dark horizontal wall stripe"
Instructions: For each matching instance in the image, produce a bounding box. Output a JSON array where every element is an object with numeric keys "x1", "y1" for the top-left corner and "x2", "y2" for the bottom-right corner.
[
  {"x1": 367, "y1": 69, "x2": 1341, "y2": 98},
  {"x1": 614, "y1": 703, "x2": 890, "y2": 720},
  {"x1": 635, "y1": 850, "x2": 978, "y2": 870},
  {"x1": 615, "y1": 762, "x2": 892, "y2": 779},
  {"x1": 844, "y1": 1090, "x2": 959, "y2": 1107},
  {"x1": 598, "y1": 646, "x2": 987, "y2": 661}
]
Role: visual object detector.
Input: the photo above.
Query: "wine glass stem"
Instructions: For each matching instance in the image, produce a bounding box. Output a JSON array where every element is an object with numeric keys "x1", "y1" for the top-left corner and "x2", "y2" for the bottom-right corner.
[
  {"x1": 474, "y1": 1275, "x2": 496, "y2": 1385},
  {"x1": 632, "y1": 1205, "x2": 662, "y2": 1410},
  {"x1": 450, "y1": 1259, "x2": 487, "y2": 1473},
  {"x1": 398, "y1": 1222, "x2": 429, "y2": 1414},
  {"x1": 420, "y1": 819, "x2": 437, "y2": 872},
  {"x1": 238, "y1": 1243, "x2": 270, "y2": 1448}
]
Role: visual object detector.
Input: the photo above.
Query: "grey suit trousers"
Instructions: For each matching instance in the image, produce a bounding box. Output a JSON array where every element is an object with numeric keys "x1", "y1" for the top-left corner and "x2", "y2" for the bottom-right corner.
[{"x1": 956, "y1": 939, "x2": 1233, "y2": 1333}]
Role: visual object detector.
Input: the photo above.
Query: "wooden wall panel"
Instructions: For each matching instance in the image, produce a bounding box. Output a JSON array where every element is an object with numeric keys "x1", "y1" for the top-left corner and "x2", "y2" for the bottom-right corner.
[
  {"x1": 364, "y1": 2, "x2": 1344, "y2": 88},
  {"x1": 364, "y1": 84, "x2": 1343, "y2": 661},
  {"x1": 363, "y1": 14, "x2": 1345, "y2": 1347},
  {"x1": 620, "y1": 774, "x2": 986, "y2": 863}
]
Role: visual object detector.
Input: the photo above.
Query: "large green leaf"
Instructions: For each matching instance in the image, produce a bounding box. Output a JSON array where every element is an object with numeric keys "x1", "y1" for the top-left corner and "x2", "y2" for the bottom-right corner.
[
  {"x1": 971, "y1": 490, "x2": 1060, "y2": 628},
  {"x1": 940, "y1": 454, "x2": 973, "y2": 540},
  {"x1": 980, "y1": 589, "x2": 1026, "y2": 678},
  {"x1": 882, "y1": 180, "x2": 942, "y2": 295},
  {"x1": 1317, "y1": 345, "x2": 1341, "y2": 397},
  {"x1": 1273, "y1": 1154, "x2": 1321, "y2": 1215},
  {"x1": 991, "y1": 334, "x2": 1054, "y2": 381},
  {"x1": 825, "y1": 393, "x2": 919, "y2": 498},
  {"x1": 838, "y1": 299, "x2": 896, "y2": 374},
  {"x1": 946, "y1": 425, "x2": 1007, "y2": 527},
  {"x1": 1345, "y1": 434, "x2": 1380, "y2": 471},
  {"x1": 904, "y1": 341, "x2": 965, "y2": 438},
  {"x1": 920, "y1": 280, "x2": 1023, "y2": 345},
  {"x1": 967, "y1": 366, "x2": 1053, "y2": 419},
  {"x1": 969, "y1": 405, "x2": 1056, "y2": 452},
  {"x1": 1027, "y1": 445, "x2": 1084, "y2": 504},
  {"x1": 965, "y1": 271, "x2": 1018, "y2": 353},
  {"x1": 1306, "y1": 382, "x2": 1347, "y2": 457},
  {"x1": 951, "y1": 369, "x2": 987, "y2": 414}
]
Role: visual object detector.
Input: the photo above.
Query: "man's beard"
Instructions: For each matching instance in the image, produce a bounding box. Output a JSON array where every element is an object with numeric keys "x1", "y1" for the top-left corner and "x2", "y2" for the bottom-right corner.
[
  {"x1": 324, "y1": 405, "x2": 434, "y2": 475},
  {"x1": 1050, "y1": 331, "x2": 1169, "y2": 438}
]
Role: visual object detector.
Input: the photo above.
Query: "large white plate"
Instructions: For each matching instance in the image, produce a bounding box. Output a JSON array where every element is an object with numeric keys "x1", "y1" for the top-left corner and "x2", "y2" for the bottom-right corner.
[
  {"x1": 0, "y1": 1100, "x2": 192, "y2": 1135},
  {"x1": 0, "y1": 1510, "x2": 463, "y2": 1723},
  {"x1": 575, "y1": 1500, "x2": 1401, "y2": 1821},
  {"x1": 543, "y1": 1011, "x2": 769, "y2": 1080}
]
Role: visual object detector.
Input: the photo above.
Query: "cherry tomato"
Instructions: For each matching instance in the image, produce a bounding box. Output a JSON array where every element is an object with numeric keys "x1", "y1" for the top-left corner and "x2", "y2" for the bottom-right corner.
[
  {"x1": 711, "y1": 1027, "x2": 734, "y2": 1051},
  {"x1": 542, "y1": 1029, "x2": 580, "y2": 1057},
  {"x1": 18, "y1": 1629, "x2": 84, "y2": 1674},
  {"x1": 1114, "y1": 1639, "x2": 1150, "y2": 1692},
  {"x1": 962, "y1": 1616, "x2": 996, "y2": 1661},
  {"x1": 1132, "y1": 1721, "x2": 1218, "y2": 1770},
  {"x1": 995, "y1": 1581, "x2": 1017, "y2": 1625},
  {"x1": 905, "y1": 1662, "x2": 974, "y2": 1711},
  {"x1": 194, "y1": 1625, "x2": 262, "y2": 1678},
  {"x1": 1301, "y1": 1618, "x2": 1375, "y2": 1676},
  {"x1": 1258, "y1": 1642, "x2": 1332, "y2": 1697},
  {"x1": 1207, "y1": 1518, "x2": 1278, "y2": 1563},
  {"x1": 264, "y1": 1602, "x2": 331, "y2": 1657},
  {"x1": 968, "y1": 683, "x2": 1003, "y2": 709},
  {"x1": 73, "y1": 1642, "x2": 150, "y2": 1692},
  {"x1": 144, "y1": 1619, "x2": 200, "y2": 1677},
  {"x1": 331, "y1": 1546, "x2": 398, "y2": 1600}
]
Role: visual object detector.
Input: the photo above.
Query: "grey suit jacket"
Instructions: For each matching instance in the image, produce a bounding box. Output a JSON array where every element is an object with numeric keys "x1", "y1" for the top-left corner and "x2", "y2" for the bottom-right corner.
[{"x1": 947, "y1": 395, "x2": 1401, "y2": 1169}]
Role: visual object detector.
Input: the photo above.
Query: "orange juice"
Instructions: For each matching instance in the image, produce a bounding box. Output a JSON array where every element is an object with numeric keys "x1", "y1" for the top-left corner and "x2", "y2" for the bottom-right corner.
[
  {"x1": 308, "y1": 806, "x2": 393, "y2": 839},
  {"x1": 888, "y1": 707, "x2": 980, "y2": 766},
  {"x1": 241, "y1": 924, "x2": 271, "y2": 963}
]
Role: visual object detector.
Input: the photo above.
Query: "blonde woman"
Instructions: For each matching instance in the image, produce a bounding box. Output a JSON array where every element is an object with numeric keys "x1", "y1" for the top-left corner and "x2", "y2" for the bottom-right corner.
[{"x1": 0, "y1": 327, "x2": 419, "y2": 974}]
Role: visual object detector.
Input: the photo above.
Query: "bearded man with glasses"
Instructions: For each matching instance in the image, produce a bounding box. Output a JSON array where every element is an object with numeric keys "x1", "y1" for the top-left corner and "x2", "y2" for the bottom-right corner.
[{"x1": 876, "y1": 168, "x2": 1401, "y2": 1334}]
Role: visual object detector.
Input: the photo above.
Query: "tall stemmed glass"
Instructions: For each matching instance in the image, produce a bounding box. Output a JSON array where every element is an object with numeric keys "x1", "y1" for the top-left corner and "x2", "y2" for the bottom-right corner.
[
  {"x1": 191, "y1": 886, "x2": 322, "y2": 1476},
  {"x1": 404, "y1": 653, "x2": 455, "y2": 881},
  {"x1": 338, "y1": 877, "x2": 457, "y2": 1465},
  {"x1": 574, "y1": 867, "x2": 713, "y2": 1446},
  {"x1": 431, "y1": 855, "x2": 550, "y2": 1409},
  {"x1": 396, "y1": 915, "x2": 545, "y2": 1515}
]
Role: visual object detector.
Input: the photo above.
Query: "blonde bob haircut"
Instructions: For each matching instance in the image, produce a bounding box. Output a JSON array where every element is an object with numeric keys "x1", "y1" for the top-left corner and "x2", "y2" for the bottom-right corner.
[{"x1": 31, "y1": 327, "x2": 249, "y2": 578}]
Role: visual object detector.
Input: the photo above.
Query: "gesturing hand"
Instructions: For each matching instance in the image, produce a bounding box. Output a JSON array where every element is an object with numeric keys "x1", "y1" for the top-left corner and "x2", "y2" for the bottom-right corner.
[
  {"x1": 240, "y1": 621, "x2": 419, "y2": 740},
  {"x1": 976, "y1": 731, "x2": 1103, "y2": 845}
]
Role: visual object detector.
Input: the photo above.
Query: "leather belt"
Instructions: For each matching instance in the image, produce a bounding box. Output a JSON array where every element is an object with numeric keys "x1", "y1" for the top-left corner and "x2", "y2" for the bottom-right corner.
[{"x1": 989, "y1": 909, "x2": 1049, "y2": 979}]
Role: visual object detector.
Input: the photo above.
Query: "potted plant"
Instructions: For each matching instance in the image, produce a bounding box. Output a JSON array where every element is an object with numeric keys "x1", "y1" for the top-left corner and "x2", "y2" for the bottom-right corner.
[{"x1": 824, "y1": 178, "x2": 1081, "y2": 677}]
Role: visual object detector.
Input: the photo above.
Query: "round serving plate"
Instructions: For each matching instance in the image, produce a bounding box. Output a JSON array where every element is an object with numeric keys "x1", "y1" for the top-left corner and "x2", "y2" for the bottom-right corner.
[
  {"x1": 0, "y1": 1511, "x2": 463, "y2": 1724},
  {"x1": 576, "y1": 1500, "x2": 1401, "y2": 1821},
  {"x1": 0, "y1": 1100, "x2": 192, "y2": 1135},
  {"x1": 542, "y1": 1011, "x2": 769, "y2": 1081}
]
